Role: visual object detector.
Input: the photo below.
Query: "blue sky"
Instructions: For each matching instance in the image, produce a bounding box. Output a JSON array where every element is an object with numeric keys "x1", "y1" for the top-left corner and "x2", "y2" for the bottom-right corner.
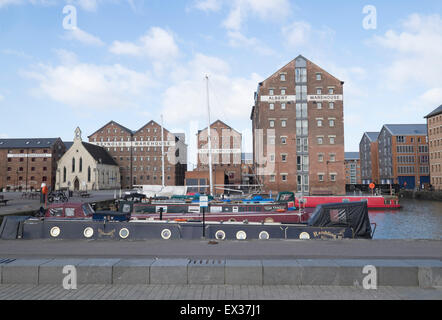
[{"x1": 1, "y1": 0, "x2": 441, "y2": 169}]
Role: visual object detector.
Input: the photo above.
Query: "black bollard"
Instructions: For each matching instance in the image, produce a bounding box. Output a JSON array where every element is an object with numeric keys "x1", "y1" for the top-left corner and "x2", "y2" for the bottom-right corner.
[{"x1": 159, "y1": 207, "x2": 163, "y2": 221}]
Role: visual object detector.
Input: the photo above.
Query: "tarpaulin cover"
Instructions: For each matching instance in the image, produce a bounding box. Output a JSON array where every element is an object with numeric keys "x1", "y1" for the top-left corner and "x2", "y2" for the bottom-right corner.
[
  {"x1": 307, "y1": 201, "x2": 372, "y2": 239},
  {"x1": 0, "y1": 216, "x2": 31, "y2": 239}
]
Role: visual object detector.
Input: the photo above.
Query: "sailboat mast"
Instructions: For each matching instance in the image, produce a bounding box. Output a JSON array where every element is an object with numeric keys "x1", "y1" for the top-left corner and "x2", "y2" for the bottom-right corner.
[
  {"x1": 206, "y1": 75, "x2": 214, "y2": 196},
  {"x1": 161, "y1": 114, "x2": 165, "y2": 188}
]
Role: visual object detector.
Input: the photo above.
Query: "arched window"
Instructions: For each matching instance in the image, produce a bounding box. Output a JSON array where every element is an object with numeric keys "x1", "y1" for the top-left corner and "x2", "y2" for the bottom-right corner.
[
  {"x1": 72, "y1": 158, "x2": 75, "y2": 172},
  {"x1": 63, "y1": 167, "x2": 66, "y2": 183},
  {"x1": 87, "y1": 167, "x2": 91, "y2": 182},
  {"x1": 79, "y1": 158, "x2": 83, "y2": 172}
]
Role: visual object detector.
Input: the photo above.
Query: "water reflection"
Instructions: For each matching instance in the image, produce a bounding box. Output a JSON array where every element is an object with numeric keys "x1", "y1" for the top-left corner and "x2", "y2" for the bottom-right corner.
[{"x1": 369, "y1": 198, "x2": 442, "y2": 239}]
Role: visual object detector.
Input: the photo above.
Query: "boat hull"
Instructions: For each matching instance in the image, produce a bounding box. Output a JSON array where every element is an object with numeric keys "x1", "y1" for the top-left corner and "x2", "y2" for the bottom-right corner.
[{"x1": 19, "y1": 219, "x2": 354, "y2": 240}]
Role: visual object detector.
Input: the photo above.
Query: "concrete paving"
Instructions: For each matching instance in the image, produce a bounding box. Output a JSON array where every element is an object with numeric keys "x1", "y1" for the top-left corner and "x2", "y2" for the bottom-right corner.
[
  {"x1": 0, "y1": 258, "x2": 441, "y2": 288},
  {"x1": 0, "y1": 238, "x2": 440, "y2": 260},
  {"x1": 0, "y1": 284, "x2": 440, "y2": 300}
]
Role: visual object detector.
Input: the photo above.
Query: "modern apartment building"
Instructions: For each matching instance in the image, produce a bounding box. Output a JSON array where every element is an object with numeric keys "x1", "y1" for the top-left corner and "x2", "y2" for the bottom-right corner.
[
  {"x1": 359, "y1": 132, "x2": 380, "y2": 184},
  {"x1": 378, "y1": 124, "x2": 429, "y2": 189},
  {"x1": 344, "y1": 152, "x2": 361, "y2": 185},
  {"x1": 425, "y1": 105, "x2": 442, "y2": 190},
  {"x1": 251, "y1": 55, "x2": 345, "y2": 195}
]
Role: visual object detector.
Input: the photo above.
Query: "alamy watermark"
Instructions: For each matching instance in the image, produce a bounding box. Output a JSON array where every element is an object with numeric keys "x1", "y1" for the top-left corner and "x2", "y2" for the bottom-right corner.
[
  {"x1": 62, "y1": 265, "x2": 77, "y2": 290},
  {"x1": 63, "y1": 5, "x2": 78, "y2": 30},
  {"x1": 362, "y1": 265, "x2": 377, "y2": 289},
  {"x1": 362, "y1": 5, "x2": 377, "y2": 30}
]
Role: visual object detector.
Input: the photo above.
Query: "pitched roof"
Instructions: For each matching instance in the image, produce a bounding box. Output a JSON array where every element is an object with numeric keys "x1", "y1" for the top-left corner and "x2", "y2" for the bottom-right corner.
[
  {"x1": 259, "y1": 54, "x2": 344, "y2": 86},
  {"x1": 81, "y1": 142, "x2": 118, "y2": 166},
  {"x1": 87, "y1": 120, "x2": 134, "y2": 138},
  {"x1": 345, "y1": 152, "x2": 360, "y2": 160},
  {"x1": 197, "y1": 120, "x2": 241, "y2": 135},
  {"x1": 0, "y1": 138, "x2": 60, "y2": 149},
  {"x1": 63, "y1": 141, "x2": 74, "y2": 150},
  {"x1": 364, "y1": 132, "x2": 379, "y2": 142},
  {"x1": 383, "y1": 124, "x2": 427, "y2": 136},
  {"x1": 424, "y1": 105, "x2": 442, "y2": 118}
]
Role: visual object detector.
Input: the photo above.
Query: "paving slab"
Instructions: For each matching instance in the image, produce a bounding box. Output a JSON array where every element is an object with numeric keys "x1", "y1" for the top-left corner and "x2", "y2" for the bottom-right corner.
[
  {"x1": 403, "y1": 259, "x2": 442, "y2": 288},
  {"x1": 113, "y1": 259, "x2": 155, "y2": 285},
  {"x1": 1, "y1": 259, "x2": 52, "y2": 284},
  {"x1": 262, "y1": 259, "x2": 301, "y2": 285},
  {"x1": 188, "y1": 259, "x2": 225, "y2": 285},
  {"x1": 368, "y1": 259, "x2": 419, "y2": 287},
  {"x1": 150, "y1": 259, "x2": 189, "y2": 285},
  {"x1": 334, "y1": 259, "x2": 375, "y2": 286},
  {"x1": 297, "y1": 259, "x2": 340, "y2": 285},
  {"x1": 38, "y1": 258, "x2": 86, "y2": 285},
  {"x1": 225, "y1": 260, "x2": 263, "y2": 285},
  {"x1": 77, "y1": 259, "x2": 121, "y2": 284}
]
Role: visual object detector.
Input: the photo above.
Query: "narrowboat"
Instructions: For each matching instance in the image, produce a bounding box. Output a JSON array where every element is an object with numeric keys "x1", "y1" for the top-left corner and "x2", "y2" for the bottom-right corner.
[
  {"x1": 0, "y1": 201, "x2": 374, "y2": 240},
  {"x1": 295, "y1": 195, "x2": 401, "y2": 209}
]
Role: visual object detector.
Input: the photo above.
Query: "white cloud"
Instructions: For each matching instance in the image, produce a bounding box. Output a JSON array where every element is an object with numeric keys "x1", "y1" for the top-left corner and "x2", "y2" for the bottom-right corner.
[
  {"x1": 66, "y1": 0, "x2": 99, "y2": 11},
  {"x1": 0, "y1": 93, "x2": 4, "y2": 102},
  {"x1": 161, "y1": 53, "x2": 262, "y2": 126},
  {"x1": 110, "y1": 27, "x2": 179, "y2": 60},
  {"x1": 372, "y1": 13, "x2": 442, "y2": 89},
  {"x1": 221, "y1": 0, "x2": 292, "y2": 31},
  {"x1": 0, "y1": 0, "x2": 22, "y2": 8},
  {"x1": 23, "y1": 50, "x2": 155, "y2": 111},
  {"x1": 110, "y1": 27, "x2": 180, "y2": 73},
  {"x1": 226, "y1": 31, "x2": 276, "y2": 56},
  {"x1": 282, "y1": 21, "x2": 312, "y2": 47},
  {"x1": 192, "y1": 0, "x2": 222, "y2": 12},
  {"x1": 64, "y1": 27, "x2": 105, "y2": 46},
  {"x1": 0, "y1": 0, "x2": 56, "y2": 7}
]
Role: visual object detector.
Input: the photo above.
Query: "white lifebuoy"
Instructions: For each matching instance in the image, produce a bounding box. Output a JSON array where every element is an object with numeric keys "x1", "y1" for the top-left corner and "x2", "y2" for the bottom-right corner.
[
  {"x1": 119, "y1": 228, "x2": 130, "y2": 239},
  {"x1": 299, "y1": 232, "x2": 310, "y2": 240},
  {"x1": 83, "y1": 227, "x2": 94, "y2": 238},
  {"x1": 215, "y1": 230, "x2": 226, "y2": 240},
  {"x1": 259, "y1": 231, "x2": 270, "y2": 240},
  {"x1": 50, "y1": 226, "x2": 60, "y2": 238},
  {"x1": 236, "y1": 230, "x2": 247, "y2": 240},
  {"x1": 161, "y1": 228, "x2": 172, "y2": 240}
]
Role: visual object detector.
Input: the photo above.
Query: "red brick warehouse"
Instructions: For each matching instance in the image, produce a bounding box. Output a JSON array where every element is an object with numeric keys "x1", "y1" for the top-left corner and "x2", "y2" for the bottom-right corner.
[
  {"x1": 0, "y1": 138, "x2": 66, "y2": 191},
  {"x1": 251, "y1": 55, "x2": 345, "y2": 195}
]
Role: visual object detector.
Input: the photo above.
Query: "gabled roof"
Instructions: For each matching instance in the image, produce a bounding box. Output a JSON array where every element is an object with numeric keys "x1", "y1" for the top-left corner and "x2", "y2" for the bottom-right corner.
[
  {"x1": 197, "y1": 119, "x2": 242, "y2": 136},
  {"x1": 87, "y1": 120, "x2": 134, "y2": 138},
  {"x1": 134, "y1": 120, "x2": 169, "y2": 135},
  {"x1": 63, "y1": 141, "x2": 74, "y2": 150},
  {"x1": 345, "y1": 152, "x2": 360, "y2": 160},
  {"x1": 259, "y1": 54, "x2": 344, "y2": 86},
  {"x1": 383, "y1": 124, "x2": 427, "y2": 136},
  {"x1": 0, "y1": 138, "x2": 61, "y2": 149},
  {"x1": 424, "y1": 105, "x2": 442, "y2": 118},
  {"x1": 364, "y1": 132, "x2": 379, "y2": 142},
  {"x1": 81, "y1": 142, "x2": 118, "y2": 166}
]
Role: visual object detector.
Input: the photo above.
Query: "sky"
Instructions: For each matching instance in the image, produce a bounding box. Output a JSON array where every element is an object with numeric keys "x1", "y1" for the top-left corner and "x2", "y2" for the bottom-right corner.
[{"x1": 0, "y1": 0, "x2": 441, "y2": 169}]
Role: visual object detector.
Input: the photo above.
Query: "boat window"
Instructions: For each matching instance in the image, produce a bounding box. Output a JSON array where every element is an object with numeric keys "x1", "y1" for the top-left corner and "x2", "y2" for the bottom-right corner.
[
  {"x1": 82, "y1": 204, "x2": 94, "y2": 216},
  {"x1": 65, "y1": 208, "x2": 76, "y2": 217},
  {"x1": 49, "y1": 208, "x2": 63, "y2": 217}
]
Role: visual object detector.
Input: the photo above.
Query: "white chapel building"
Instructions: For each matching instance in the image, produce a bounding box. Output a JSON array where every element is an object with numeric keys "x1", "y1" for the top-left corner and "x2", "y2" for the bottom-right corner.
[{"x1": 56, "y1": 127, "x2": 121, "y2": 191}]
